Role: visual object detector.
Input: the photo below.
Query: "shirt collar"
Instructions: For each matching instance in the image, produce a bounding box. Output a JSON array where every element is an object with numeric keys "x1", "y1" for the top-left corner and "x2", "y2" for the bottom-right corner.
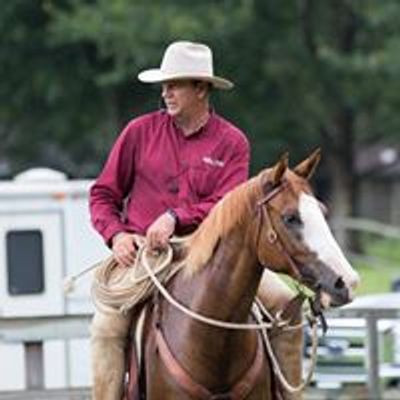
[{"x1": 168, "y1": 109, "x2": 215, "y2": 139}]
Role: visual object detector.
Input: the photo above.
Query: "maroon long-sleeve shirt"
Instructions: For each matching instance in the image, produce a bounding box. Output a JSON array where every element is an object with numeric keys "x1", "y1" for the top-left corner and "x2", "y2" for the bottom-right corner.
[{"x1": 89, "y1": 110, "x2": 250, "y2": 244}]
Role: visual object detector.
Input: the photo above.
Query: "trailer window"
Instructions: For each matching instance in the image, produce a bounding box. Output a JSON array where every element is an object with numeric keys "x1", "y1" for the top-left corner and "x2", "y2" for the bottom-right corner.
[{"x1": 6, "y1": 230, "x2": 45, "y2": 295}]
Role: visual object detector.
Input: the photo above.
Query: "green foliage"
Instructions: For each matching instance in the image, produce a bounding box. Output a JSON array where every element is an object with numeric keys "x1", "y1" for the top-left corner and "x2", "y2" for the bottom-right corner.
[
  {"x1": 362, "y1": 237, "x2": 400, "y2": 263},
  {"x1": 355, "y1": 238, "x2": 400, "y2": 295},
  {"x1": 356, "y1": 262, "x2": 399, "y2": 295},
  {"x1": 1, "y1": 0, "x2": 400, "y2": 181}
]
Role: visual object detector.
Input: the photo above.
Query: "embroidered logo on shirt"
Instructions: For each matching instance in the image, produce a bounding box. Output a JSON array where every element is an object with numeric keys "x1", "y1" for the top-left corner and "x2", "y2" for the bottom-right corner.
[{"x1": 202, "y1": 156, "x2": 225, "y2": 168}]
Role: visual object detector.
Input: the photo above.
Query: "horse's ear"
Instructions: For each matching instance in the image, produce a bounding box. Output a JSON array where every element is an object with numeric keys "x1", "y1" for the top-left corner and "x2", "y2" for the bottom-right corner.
[
  {"x1": 271, "y1": 152, "x2": 288, "y2": 186},
  {"x1": 294, "y1": 148, "x2": 321, "y2": 180}
]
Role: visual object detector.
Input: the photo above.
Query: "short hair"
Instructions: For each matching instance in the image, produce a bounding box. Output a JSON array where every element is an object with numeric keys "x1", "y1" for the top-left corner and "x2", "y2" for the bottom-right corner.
[{"x1": 192, "y1": 80, "x2": 213, "y2": 94}]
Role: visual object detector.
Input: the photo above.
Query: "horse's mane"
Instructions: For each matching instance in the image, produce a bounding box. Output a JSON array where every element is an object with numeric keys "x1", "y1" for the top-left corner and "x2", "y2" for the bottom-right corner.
[{"x1": 184, "y1": 171, "x2": 268, "y2": 276}]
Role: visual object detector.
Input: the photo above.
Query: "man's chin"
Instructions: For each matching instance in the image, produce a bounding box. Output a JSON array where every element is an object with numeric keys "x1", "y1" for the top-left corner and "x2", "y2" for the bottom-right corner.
[{"x1": 166, "y1": 107, "x2": 179, "y2": 116}]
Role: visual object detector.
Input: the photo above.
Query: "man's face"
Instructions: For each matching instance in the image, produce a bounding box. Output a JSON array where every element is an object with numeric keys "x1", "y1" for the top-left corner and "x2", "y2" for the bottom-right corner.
[{"x1": 161, "y1": 80, "x2": 201, "y2": 118}]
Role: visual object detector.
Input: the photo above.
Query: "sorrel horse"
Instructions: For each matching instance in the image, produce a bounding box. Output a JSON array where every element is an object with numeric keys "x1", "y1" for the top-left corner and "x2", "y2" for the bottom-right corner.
[{"x1": 131, "y1": 150, "x2": 360, "y2": 399}]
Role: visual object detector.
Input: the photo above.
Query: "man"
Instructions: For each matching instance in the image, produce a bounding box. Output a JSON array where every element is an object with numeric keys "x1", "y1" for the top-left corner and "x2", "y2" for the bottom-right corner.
[{"x1": 89, "y1": 41, "x2": 302, "y2": 400}]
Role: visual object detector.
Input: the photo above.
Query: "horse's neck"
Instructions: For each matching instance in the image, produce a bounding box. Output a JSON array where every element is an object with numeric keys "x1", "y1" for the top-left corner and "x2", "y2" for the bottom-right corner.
[
  {"x1": 160, "y1": 229, "x2": 263, "y2": 386},
  {"x1": 191, "y1": 233, "x2": 262, "y2": 320}
]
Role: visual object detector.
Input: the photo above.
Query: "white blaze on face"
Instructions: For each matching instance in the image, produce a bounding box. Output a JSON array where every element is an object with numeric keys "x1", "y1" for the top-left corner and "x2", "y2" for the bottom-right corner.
[{"x1": 298, "y1": 193, "x2": 360, "y2": 299}]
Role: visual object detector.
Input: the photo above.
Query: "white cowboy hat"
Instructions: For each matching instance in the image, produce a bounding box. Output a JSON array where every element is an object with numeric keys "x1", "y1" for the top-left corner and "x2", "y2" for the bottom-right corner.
[{"x1": 137, "y1": 41, "x2": 234, "y2": 90}]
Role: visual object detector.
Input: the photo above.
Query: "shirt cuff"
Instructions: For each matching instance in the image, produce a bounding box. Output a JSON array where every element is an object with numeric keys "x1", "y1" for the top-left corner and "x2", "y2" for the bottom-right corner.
[
  {"x1": 101, "y1": 222, "x2": 127, "y2": 247},
  {"x1": 166, "y1": 208, "x2": 179, "y2": 224}
]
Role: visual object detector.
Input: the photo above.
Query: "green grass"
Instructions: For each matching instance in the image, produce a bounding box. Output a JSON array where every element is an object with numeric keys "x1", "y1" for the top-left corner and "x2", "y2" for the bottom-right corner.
[
  {"x1": 355, "y1": 262, "x2": 400, "y2": 295},
  {"x1": 353, "y1": 238, "x2": 400, "y2": 296},
  {"x1": 279, "y1": 237, "x2": 400, "y2": 297}
]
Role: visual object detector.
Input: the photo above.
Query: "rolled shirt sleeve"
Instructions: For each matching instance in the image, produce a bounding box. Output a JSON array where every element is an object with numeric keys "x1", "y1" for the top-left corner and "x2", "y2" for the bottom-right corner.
[{"x1": 89, "y1": 122, "x2": 136, "y2": 245}]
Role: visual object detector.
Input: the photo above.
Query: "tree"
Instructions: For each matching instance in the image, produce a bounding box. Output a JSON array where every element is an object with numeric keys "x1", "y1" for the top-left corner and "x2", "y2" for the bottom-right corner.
[
  {"x1": 293, "y1": 0, "x2": 400, "y2": 242},
  {"x1": 0, "y1": 0, "x2": 111, "y2": 176},
  {"x1": 2, "y1": 0, "x2": 400, "y2": 241}
]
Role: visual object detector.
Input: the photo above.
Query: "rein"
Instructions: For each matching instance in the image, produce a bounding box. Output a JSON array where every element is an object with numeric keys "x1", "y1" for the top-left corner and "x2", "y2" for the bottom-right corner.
[
  {"x1": 137, "y1": 180, "x2": 323, "y2": 395},
  {"x1": 254, "y1": 298, "x2": 318, "y2": 393},
  {"x1": 139, "y1": 244, "x2": 320, "y2": 395},
  {"x1": 140, "y1": 244, "x2": 286, "y2": 331}
]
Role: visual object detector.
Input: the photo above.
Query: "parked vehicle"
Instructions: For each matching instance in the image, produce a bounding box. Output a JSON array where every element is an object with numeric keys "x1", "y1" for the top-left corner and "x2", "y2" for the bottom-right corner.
[{"x1": 0, "y1": 168, "x2": 108, "y2": 391}]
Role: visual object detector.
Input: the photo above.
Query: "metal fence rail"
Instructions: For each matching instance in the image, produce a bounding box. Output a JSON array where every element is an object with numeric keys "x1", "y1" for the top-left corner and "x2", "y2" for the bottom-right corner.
[
  {"x1": 0, "y1": 219, "x2": 398, "y2": 398},
  {"x1": 0, "y1": 388, "x2": 90, "y2": 400},
  {"x1": 327, "y1": 294, "x2": 400, "y2": 399},
  {"x1": 0, "y1": 303, "x2": 399, "y2": 399}
]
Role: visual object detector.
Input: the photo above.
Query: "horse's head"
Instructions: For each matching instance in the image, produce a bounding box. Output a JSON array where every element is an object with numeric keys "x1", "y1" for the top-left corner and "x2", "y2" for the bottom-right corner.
[{"x1": 254, "y1": 149, "x2": 360, "y2": 309}]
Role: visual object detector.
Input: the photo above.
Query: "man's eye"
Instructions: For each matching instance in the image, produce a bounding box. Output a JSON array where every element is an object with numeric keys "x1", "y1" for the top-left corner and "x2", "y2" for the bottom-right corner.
[{"x1": 282, "y1": 213, "x2": 302, "y2": 227}]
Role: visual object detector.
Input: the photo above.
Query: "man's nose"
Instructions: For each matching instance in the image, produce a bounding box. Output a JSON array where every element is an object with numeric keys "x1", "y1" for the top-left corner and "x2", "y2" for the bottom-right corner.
[{"x1": 161, "y1": 85, "x2": 171, "y2": 98}]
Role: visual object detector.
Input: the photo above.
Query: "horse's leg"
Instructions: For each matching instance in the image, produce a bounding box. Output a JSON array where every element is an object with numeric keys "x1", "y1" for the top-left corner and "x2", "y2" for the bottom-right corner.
[
  {"x1": 90, "y1": 310, "x2": 132, "y2": 400},
  {"x1": 257, "y1": 270, "x2": 304, "y2": 400}
]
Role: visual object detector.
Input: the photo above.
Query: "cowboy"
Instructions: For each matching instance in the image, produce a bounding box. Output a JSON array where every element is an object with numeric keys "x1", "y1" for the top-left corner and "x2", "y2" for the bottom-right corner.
[{"x1": 89, "y1": 41, "x2": 303, "y2": 400}]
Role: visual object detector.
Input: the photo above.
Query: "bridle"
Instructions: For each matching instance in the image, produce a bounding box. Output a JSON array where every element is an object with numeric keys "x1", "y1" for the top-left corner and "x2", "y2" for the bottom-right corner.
[
  {"x1": 255, "y1": 180, "x2": 304, "y2": 280},
  {"x1": 255, "y1": 180, "x2": 328, "y2": 332}
]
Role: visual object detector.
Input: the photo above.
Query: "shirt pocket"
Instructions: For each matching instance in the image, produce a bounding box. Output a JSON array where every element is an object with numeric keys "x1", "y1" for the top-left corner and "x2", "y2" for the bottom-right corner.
[{"x1": 187, "y1": 162, "x2": 220, "y2": 198}]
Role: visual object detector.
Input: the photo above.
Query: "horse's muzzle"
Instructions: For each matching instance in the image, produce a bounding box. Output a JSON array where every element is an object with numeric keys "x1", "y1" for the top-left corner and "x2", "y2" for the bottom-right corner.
[
  {"x1": 300, "y1": 262, "x2": 353, "y2": 308},
  {"x1": 319, "y1": 277, "x2": 351, "y2": 308}
]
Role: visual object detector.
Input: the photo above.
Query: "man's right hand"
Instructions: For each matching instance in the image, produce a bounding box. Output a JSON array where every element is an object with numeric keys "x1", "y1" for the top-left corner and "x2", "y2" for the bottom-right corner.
[{"x1": 112, "y1": 232, "x2": 137, "y2": 267}]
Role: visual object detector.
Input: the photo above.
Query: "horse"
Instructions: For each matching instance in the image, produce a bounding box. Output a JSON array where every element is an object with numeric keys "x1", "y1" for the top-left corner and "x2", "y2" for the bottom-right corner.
[{"x1": 128, "y1": 149, "x2": 360, "y2": 400}]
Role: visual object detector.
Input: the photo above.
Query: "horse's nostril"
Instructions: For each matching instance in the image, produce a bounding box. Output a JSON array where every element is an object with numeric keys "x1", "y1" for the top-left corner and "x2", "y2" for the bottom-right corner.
[{"x1": 334, "y1": 277, "x2": 345, "y2": 290}]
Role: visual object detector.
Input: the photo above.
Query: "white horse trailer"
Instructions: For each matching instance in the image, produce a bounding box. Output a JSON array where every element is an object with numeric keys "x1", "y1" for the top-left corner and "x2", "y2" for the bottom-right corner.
[{"x1": 0, "y1": 168, "x2": 108, "y2": 392}]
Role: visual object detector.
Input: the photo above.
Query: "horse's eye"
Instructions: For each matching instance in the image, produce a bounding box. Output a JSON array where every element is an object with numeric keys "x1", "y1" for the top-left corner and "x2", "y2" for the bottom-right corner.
[{"x1": 282, "y1": 212, "x2": 302, "y2": 227}]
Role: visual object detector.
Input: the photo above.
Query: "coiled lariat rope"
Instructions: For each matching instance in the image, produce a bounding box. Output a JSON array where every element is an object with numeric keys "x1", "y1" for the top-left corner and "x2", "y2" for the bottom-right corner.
[
  {"x1": 65, "y1": 239, "x2": 319, "y2": 393},
  {"x1": 91, "y1": 238, "x2": 186, "y2": 315},
  {"x1": 64, "y1": 236, "x2": 185, "y2": 314}
]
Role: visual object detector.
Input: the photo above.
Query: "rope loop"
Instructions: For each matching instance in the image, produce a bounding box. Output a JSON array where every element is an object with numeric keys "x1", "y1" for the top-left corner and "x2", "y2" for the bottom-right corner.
[{"x1": 65, "y1": 238, "x2": 320, "y2": 393}]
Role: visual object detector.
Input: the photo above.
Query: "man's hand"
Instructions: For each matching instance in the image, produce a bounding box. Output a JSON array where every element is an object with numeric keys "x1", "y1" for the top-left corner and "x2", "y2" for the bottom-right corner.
[
  {"x1": 112, "y1": 232, "x2": 137, "y2": 267},
  {"x1": 146, "y1": 211, "x2": 176, "y2": 251}
]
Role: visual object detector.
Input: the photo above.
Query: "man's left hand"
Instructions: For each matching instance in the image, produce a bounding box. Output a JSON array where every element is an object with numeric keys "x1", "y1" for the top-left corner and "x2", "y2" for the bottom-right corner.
[{"x1": 146, "y1": 212, "x2": 176, "y2": 251}]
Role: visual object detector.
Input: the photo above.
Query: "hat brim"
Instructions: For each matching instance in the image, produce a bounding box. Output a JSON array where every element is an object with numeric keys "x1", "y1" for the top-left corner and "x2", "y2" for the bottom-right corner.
[{"x1": 137, "y1": 69, "x2": 234, "y2": 90}]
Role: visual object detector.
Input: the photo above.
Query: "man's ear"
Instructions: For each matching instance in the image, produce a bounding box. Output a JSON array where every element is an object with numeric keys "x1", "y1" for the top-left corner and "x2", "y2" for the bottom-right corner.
[{"x1": 195, "y1": 81, "x2": 210, "y2": 99}]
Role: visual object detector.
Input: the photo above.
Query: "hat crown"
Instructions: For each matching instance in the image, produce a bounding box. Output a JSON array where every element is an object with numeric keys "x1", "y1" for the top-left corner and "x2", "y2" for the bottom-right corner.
[
  {"x1": 137, "y1": 40, "x2": 233, "y2": 90},
  {"x1": 160, "y1": 41, "x2": 214, "y2": 77}
]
